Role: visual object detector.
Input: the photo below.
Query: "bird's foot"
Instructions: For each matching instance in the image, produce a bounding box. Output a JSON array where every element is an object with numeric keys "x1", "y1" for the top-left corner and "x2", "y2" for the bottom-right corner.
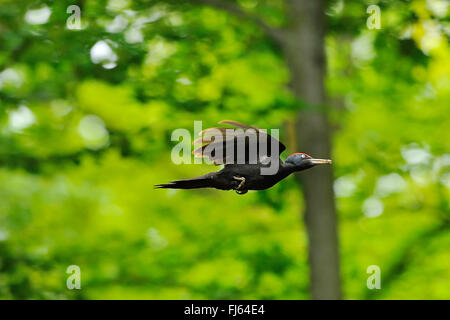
[
  {"x1": 233, "y1": 176, "x2": 245, "y2": 189},
  {"x1": 233, "y1": 176, "x2": 247, "y2": 195}
]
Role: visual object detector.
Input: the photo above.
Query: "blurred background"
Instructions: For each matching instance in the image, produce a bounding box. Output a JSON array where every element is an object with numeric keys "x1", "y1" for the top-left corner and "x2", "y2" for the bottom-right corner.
[{"x1": 0, "y1": 0, "x2": 449, "y2": 299}]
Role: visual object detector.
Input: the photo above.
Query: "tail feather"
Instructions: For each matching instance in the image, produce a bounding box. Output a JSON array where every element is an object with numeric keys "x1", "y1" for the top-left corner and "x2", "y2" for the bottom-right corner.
[{"x1": 155, "y1": 173, "x2": 215, "y2": 190}]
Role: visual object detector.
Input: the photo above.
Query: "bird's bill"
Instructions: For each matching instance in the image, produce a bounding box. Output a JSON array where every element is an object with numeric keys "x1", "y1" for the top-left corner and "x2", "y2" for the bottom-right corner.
[{"x1": 309, "y1": 158, "x2": 332, "y2": 165}]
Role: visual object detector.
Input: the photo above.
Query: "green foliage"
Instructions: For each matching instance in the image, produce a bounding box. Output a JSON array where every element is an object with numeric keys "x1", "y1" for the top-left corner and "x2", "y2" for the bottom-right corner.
[{"x1": 0, "y1": 0, "x2": 449, "y2": 299}]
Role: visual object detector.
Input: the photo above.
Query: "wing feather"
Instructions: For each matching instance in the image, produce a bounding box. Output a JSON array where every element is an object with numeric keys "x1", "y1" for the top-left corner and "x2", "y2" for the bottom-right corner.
[{"x1": 194, "y1": 120, "x2": 286, "y2": 165}]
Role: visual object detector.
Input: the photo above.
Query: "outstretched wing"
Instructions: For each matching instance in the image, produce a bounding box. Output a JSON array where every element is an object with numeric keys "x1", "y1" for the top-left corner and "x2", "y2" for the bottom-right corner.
[{"x1": 193, "y1": 120, "x2": 286, "y2": 165}]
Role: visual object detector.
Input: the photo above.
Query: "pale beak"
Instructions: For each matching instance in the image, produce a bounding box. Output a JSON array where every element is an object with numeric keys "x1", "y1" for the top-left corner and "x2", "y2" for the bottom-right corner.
[{"x1": 309, "y1": 158, "x2": 332, "y2": 165}]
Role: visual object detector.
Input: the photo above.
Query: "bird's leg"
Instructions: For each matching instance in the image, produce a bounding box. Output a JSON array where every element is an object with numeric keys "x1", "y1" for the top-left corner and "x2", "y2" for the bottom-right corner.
[
  {"x1": 233, "y1": 176, "x2": 245, "y2": 189},
  {"x1": 233, "y1": 176, "x2": 247, "y2": 195}
]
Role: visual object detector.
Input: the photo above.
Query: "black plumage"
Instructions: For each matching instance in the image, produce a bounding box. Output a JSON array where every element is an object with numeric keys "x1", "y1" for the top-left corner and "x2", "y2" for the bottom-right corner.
[{"x1": 155, "y1": 120, "x2": 332, "y2": 194}]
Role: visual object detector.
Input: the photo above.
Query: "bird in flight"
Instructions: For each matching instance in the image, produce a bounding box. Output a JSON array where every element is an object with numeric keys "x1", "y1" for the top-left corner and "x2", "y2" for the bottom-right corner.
[{"x1": 155, "y1": 120, "x2": 332, "y2": 194}]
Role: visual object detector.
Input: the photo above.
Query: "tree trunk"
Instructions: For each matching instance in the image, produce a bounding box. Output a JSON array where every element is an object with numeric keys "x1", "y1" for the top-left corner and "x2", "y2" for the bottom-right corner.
[{"x1": 282, "y1": 0, "x2": 341, "y2": 299}]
